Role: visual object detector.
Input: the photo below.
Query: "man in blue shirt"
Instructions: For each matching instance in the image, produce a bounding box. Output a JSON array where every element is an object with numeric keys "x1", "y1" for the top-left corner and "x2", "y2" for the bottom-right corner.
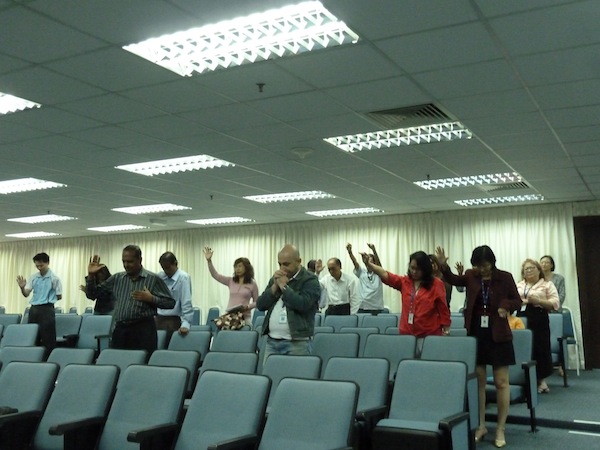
[
  {"x1": 16, "y1": 252, "x2": 62, "y2": 356},
  {"x1": 156, "y1": 251, "x2": 194, "y2": 345}
]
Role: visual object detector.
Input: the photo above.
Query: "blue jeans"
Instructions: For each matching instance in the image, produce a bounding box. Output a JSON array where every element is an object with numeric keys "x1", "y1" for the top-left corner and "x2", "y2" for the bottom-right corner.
[{"x1": 264, "y1": 337, "x2": 313, "y2": 364}]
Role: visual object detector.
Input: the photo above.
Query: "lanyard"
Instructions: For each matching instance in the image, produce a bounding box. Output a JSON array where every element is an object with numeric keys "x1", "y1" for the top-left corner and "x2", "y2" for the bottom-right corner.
[
  {"x1": 523, "y1": 284, "x2": 531, "y2": 299},
  {"x1": 410, "y1": 282, "x2": 420, "y2": 313},
  {"x1": 481, "y1": 279, "x2": 490, "y2": 310}
]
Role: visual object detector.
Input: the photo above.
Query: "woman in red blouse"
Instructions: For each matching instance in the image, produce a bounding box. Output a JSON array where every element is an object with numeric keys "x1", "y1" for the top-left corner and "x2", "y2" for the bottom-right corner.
[{"x1": 360, "y1": 250, "x2": 451, "y2": 353}]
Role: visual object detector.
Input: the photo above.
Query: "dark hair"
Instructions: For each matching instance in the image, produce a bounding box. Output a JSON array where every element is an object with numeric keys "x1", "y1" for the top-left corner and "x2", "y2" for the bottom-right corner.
[
  {"x1": 159, "y1": 251, "x2": 177, "y2": 265},
  {"x1": 307, "y1": 260, "x2": 317, "y2": 272},
  {"x1": 540, "y1": 255, "x2": 555, "y2": 272},
  {"x1": 408, "y1": 251, "x2": 434, "y2": 289},
  {"x1": 33, "y1": 252, "x2": 50, "y2": 263},
  {"x1": 470, "y1": 245, "x2": 496, "y2": 269},
  {"x1": 328, "y1": 258, "x2": 342, "y2": 269},
  {"x1": 233, "y1": 257, "x2": 254, "y2": 284},
  {"x1": 123, "y1": 245, "x2": 142, "y2": 259}
]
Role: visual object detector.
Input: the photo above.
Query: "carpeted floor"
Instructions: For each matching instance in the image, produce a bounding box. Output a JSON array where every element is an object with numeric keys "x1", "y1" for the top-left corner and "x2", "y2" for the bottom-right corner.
[{"x1": 482, "y1": 368, "x2": 600, "y2": 449}]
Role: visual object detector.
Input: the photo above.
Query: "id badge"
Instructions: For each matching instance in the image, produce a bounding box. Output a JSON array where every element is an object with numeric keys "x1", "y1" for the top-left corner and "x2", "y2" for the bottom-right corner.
[
  {"x1": 408, "y1": 312, "x2": 414, "y2": 324},
  {"x1": 278, "y1": 310, "x2": 288, "y2": 324},
  {"x1": 480, "y1": 316, "x2": 489, "y2": 328}
]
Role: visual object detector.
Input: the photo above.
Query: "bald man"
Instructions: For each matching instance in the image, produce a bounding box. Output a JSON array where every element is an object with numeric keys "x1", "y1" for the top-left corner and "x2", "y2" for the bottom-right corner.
[{"x1": 257, "y1": 244, "x2": 321, "y2": 361}]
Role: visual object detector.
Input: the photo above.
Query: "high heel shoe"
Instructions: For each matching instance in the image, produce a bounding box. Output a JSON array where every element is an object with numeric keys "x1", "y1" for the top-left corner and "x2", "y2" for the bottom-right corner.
[
  {"x1": 474, "y1": 427, "x2": 488, "y2": 443},
  {"x1": 494, "y1": 427, "x2": 506, "y2": 448}
]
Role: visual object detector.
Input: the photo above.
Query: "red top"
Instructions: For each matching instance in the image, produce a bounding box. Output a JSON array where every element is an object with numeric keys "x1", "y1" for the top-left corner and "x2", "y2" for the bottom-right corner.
[{"x1": 383, "y1": 272, "x2": 451, "y2": 337}]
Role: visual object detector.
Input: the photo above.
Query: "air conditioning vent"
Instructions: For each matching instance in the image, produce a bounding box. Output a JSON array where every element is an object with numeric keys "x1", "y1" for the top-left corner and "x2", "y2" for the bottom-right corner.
[
  {"x1": 478, "y1": 181, "x2": 530, "y2": 193},
  {"x1": 364, "y1": 103, "x2": 454, "y2": 129}
]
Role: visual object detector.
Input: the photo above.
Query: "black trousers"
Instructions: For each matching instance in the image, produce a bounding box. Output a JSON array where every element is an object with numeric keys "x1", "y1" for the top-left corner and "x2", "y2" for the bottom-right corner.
[
  {"x1": 325, "y1": 303, "x2": 351, "y2": 316},
  {"x1": 154, "y1": 315, "x2": 181, "y2": 346},
  {"x1": 28, "y1": 303, "x2": 56, "y2": 356},
  {"x1": 112, "y1": 317, "x2": 157, "y2": 355}
]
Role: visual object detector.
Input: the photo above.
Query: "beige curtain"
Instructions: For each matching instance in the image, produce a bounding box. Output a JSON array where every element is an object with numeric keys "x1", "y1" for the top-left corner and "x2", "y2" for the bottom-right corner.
[{"x1": 0, "y1": 201, "x2": 583, "y2": 364}]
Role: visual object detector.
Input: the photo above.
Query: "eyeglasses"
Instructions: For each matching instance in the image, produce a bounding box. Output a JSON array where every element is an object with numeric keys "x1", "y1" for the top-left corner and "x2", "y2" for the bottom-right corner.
[{"x1": 523, "y1": 266, "x2": 537, "y2": 271}]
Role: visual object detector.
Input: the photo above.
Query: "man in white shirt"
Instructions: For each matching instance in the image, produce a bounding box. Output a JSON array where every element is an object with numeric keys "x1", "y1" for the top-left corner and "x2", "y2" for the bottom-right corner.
[
  {"x1": 156, "y1": 252, "x2": 194, "y2": 343},
  {"x1": 347, "y1": 243, "x2": 385, "y2": 313},
  {"x1": 319, "y1": 257, "x2": 360, "y2": 315}
]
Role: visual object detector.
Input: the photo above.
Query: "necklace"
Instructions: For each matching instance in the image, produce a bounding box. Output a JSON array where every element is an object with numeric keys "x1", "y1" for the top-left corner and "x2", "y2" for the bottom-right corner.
[{"x1": 367, "y1": 271, "x2": 374, "y2": 282}]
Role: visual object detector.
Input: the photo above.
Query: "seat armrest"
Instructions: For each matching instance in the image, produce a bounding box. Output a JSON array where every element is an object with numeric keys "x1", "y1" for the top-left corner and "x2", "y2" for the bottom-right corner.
[
  {"x1": 356, "y1": 405, "x2": 388, "y2": 427},
  {"x1": 127, "y1": 423, "x2": 179, "y2": 443},
  {"x1": 0, "y1": 410, "x2": 41, "y2": 427},
  {"x1": 0, "y1": 406, "x2": 18, "y2": 415},
  {"x1": 439, "y1": 411, "x2": 469, "y2": 431},
  {"x1": 49, "y1": 416, "x2": 106, "y2": 435},
  {"x1": 207, "y1": 433, "x2": 259, "y2": 450}
]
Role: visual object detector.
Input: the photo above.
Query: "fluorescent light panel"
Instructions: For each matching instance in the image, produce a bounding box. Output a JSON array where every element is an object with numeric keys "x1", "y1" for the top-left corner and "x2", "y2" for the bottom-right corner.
[
  {"x1": 455, "y1": 194, "x2": 544, "y2": 207},
  {"x1": 6, "y1": 232, "x2": 60, "y2": 239},
  {"x1": 112, "y1": 204, "x2": 192, "y2": 215},
  {"x1": 88, "y1": 225, "x2": 148, "y2": 232},
  {"x1": 123, "y1": 1, "x2": 359, "y2": 76},
  {"x1": 306, "y1": 207, "x2": 382, "y2": 217},
  {"x1": 324, "y1": 122, "x2": 472, "y2": 153},
  {"x1": 415, "y1": 172, "x2": 522, "y2": 190},
  {"x1": 187, "y1": 217, "x2": 254, "y2": 225},
  {"x1": 0, "y1": 178, "x2": 66, "y2": 195},
  {"x1": 0, "y1": 92, "x2": 41, "y2": 115},
  {"x1": 244, "y1": 190, "x2": 335, "y2": 203},
  {"x1": 8, "y1": 214, "x2": 77, "y2": 224},
  {"x1": 116, "y1": 155, "x2": 234, "y2": 176}
]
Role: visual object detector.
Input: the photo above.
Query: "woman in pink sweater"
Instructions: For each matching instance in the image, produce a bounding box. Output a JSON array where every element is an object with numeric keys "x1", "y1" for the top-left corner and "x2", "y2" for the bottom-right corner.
[{"x1": 204, "y1": 247, "x2": 258, "y2": 323}]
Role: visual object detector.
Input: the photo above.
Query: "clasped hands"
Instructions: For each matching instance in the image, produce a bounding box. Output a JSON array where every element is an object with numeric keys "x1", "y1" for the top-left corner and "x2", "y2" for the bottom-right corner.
[{"x1": 272, "y1": 270, "x2": 289, "y2": 292}]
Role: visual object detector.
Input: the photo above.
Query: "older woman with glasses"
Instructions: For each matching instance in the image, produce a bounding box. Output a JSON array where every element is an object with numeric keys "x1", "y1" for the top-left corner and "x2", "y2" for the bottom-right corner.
[
  {"x1": 516, "y1": 258, "x2": 559, "y2": 394},
  {"x1": 435, "y1": 245, "x2": 521, "y2": 448}
]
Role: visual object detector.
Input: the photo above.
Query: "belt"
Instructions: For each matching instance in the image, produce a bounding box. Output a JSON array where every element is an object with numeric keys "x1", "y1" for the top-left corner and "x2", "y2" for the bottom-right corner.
[{"x1": 116, "y1": 316, "x2": 154, "y2": 326}]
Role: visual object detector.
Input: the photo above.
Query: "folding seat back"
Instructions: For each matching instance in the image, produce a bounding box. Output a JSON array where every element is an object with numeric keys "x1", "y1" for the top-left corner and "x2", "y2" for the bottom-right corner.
[
  {"x1": 363, "y1": 334, "x2": 416, "y2": 380},
  {"x1": 148, "y1": 350, "x2": 200, "y2": 396},
  {"x1": 99, "y1": 365, "x2": 188, "y2": 450},
  {"x1": 0, "y1": 314, "x2": 22, "y2": 333},
  {"x1": 261, "y1": 354, "x2": 321, "y2": 406},
  {"x1": 339, "y1": 327, "x2": 378, "y2": 357},
  {"x1": 361, "y1": 314, "x2": 398, "y2": 333},
  {"x1": 76, "y1": 315, "x2": 112, "y2": 353},
  {"x1": 95, "y1": 349, "x2": 147, "y2": 384},
  {"x1": 210, "y1": 330, "x2": 258, "y2": 353},
  {"x1": 258, "y1": 378, "x2": 358, "y2": 450},
  {"x1": 199, "y1": 352, "x2": 258, "y2": 377},
  {"x1": 174, "y1": 371, "x2": 270, "y2": 450},
  {"x1": 312, "y1": 332, "x2": 359, "y2": 376},
  {"x1": 0, "y1": 346, "x2": 45, "y2": 373},
  {"x1": 47, "y1": 347, "x2": 95, "y2": 374},
  {"x1": 323, "y1": 314, "x2": 358, "y2": 332},
  {"x1": 34, "y1": 364, "x2": 118, "y2": 450},
  {"x1": 167, "y1": 331, "x2": 211, "y2": 361},
  {"x1": 55, "y1": 314, "x2": 82, "y2": 346},
  {"x1": 1, "y1": 324, "x2": 39, "y2": 348}
]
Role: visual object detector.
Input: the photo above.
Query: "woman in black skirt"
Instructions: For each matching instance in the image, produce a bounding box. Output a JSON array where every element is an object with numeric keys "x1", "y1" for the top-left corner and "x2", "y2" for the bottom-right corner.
[
  {"x1": 516, "y1": 258, "x2": 559, "y2": 393},
  {"x1": 436, "y1": 245, "x2": 521, "y2": 448}
]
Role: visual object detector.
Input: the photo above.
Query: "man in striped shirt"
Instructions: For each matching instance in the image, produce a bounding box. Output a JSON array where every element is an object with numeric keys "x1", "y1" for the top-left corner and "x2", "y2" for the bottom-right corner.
[{"x1": 86, "y1": 245, "x2": 175, "y2": 354}]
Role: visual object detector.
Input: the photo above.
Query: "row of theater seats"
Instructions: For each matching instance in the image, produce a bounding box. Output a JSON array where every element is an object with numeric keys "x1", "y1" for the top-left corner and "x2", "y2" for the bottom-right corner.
[{"x1": 0, "y1": 337, "x2": 477, "y2": 450}]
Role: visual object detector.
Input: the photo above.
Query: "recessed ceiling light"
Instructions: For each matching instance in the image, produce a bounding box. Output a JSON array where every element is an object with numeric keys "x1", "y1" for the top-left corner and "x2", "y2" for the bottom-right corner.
[
  {"x1": 5, "y1": 231, "x2": 61, "y2": 239},
  {"x1": 186, "y1": 217, "x2": 254, "y2": 225},
  {"x1": 244, "y1": 190, "x2": 335, "y2": 203},
  {"x1": 8, "y1": 214, "x2": 77, "y2": 224},
  {"x1": 415, "y1": 172, "x2": 522, "y2": 190},
  {"x1": 455, "y1": 194, "x2": 544, "y2": 207},
  {"x1": 0, "y1": 178, "x2": 67, "y2": 195},
  {"x1": 306, "y1": 207, "x2": 382, "y2": 217},
  {"x1": 115, "y1": 155, "x2": 235, "y2": 176},
  {"x1": 123, "y1": 1, "x2": 359, "y2": 76},
  {"x1": 87, "y1": 225, "x2": 149, "y2": 232},
  {"x1": 112, "y1": 204, "x2": 192, "y2": 215},
  {"x1": 0, "y1": 92, "x2": 41, "y2": 116},
  {"x1": 324, "y1": 122, "x2": 472, "y2": 153}
]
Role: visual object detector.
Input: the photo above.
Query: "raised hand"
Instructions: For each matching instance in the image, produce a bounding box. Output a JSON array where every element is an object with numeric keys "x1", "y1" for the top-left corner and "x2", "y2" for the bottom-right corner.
[
  {"x1": 79, "y1": 284, "x2": 86, "y2": 293},
  {"x1": 367, "y1": 243, "x2": 376, "y2": 252},
  {"x1": 88, "y1": 255, "x2": 105, "y2": 274},
  {"x1": 455, "y1": 262, "x2": 464, "y2": 275},
  {"x1": 346, "y1": 242, "x2": 352, "y2": 253},
  {"x1": 359, "y1": 252, "x2": 371, "y2": 266},
  {"x1": 203, "y1": 247, "x2": 213, "y2": 261},
  {"x1": 435, "y1": 246, "x2": 448, "y2": 266},
  {"x1": 16, "y1": 275, "x2": 26, "y2": 288}
]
